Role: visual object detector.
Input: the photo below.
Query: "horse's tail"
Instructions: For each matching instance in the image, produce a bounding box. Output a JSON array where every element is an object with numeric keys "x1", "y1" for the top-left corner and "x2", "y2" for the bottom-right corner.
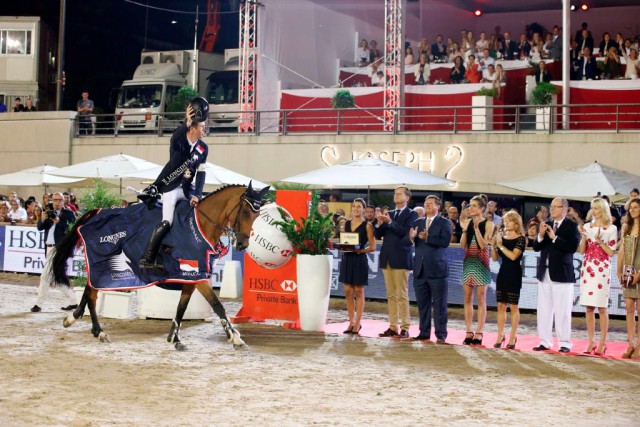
[{"x1": 51, "y1": 209, "x2": 100, "y2": 286}]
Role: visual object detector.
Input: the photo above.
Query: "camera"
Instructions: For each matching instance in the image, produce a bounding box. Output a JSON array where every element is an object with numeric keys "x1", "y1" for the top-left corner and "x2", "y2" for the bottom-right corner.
[{"x1": 46, "y1": 202, "x2": 57, "y2": 220}]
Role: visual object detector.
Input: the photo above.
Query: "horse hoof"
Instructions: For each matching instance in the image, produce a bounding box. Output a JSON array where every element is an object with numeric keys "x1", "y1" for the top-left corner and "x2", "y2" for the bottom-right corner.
[
  {"x1": 175, "y1": 342, "x2": 188, "y2": 351},
  {"x1": 63, "y1": 314, "x2": 76, "y2": 328},
  {"x1": 98, "y1": 332, "x2": 111, "y2": 343},
  {"x1": 233, "y1": 343, "x2": 245, "y2": 350}
]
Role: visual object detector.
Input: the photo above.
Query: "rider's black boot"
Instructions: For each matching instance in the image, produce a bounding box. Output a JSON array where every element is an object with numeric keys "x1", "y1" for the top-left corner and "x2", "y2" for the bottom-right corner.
[{"x1": 139, "y1": 220, "x2": 171, "y2": 270}]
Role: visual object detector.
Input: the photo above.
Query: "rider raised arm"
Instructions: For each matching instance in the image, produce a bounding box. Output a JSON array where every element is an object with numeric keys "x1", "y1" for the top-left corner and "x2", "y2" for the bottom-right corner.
[{"x1": 139, "y1": 97, "x2": 210, "y2": 270}]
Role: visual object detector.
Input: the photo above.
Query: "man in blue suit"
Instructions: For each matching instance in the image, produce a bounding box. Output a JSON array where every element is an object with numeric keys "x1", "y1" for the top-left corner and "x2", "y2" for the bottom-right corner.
[
  {"x1": 405, "y1": 195, "x2": 452, "y2": 342},
  {"x1": 375, "y1": 186, "x2": 418, "y2": 338}
]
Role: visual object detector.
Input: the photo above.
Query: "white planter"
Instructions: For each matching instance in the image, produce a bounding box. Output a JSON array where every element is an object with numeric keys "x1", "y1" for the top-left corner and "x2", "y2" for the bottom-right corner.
[
  {"x1": 101, "y1": 291, "x2": 134, "y2": 319},
  {"x1": 74, "y1": 287, "x2": 104, "y2": 317},
  {"x1": 535, "y1": 94, "x2": 557, "y2": 130},
  {"x1": 136, "y1": 285, "x2": 213, "y2": 320},
  {"x1": 471, "y1": 95, "x2": 494, "y2": 131},
  {"x1": 296, "y1": 254, "x2": 333, "y2": 331}
]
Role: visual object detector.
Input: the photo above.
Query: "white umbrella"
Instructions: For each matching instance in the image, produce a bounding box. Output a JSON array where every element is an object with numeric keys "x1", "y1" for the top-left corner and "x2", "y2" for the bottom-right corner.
[
  {"x1": 0, "y1": 164, "x2": 85, "y2": 187},
  {"x1": 279, "y1": 157, "x2": 454, "y2": 188},
  {"x1": 118, "y1": 161, "x2": 270, "y2": 189},
  {"x1": 498, "y1": 161, "x2": 640, "y2": 198},
  {"x1": 49, "y1": 154, "x2": 161, "y2": 179}
]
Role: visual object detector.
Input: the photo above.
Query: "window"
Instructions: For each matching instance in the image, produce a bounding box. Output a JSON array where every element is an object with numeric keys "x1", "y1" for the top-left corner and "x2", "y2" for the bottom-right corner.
[{"x1": 1, "y1": 30, "x2": 33, "y2": 55}]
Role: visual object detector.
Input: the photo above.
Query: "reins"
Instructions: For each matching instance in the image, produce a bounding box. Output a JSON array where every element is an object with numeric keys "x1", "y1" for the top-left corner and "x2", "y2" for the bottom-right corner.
[{"x1": 196, "y1": 190, "x2": 262, "y2": 247}]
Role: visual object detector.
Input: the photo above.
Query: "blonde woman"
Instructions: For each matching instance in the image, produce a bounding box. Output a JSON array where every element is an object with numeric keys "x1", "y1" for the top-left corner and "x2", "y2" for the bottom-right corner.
[
  {"x1": 578, "y1": 197, "x2": 617, "y2": 356},
  {"x1": 339, "y1": 199, "x2": 376, "y2": 335},
  {"x1": 617, "y1": 198, "x2": 640, "y2": 359},
  {"x1": 460, "y1": 195, "x2": 494, "y2": 345},
  {"x1": 461, "y1": 31, "x2": 475, "y2": 61},
  {"x1": 491, "y1": 211, "x2": 526, "y2": 349}
]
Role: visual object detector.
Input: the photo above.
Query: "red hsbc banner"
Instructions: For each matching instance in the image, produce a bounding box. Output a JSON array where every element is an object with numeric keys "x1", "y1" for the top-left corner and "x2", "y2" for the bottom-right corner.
[{"x1": 234, "y1": 190, "x2": 311, "y2": 322}]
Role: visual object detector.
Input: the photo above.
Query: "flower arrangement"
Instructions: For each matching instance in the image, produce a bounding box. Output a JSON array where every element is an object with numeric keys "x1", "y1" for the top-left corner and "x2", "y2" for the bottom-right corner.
[{"x1": 274, "y1": 192, "x2": 335, "y2": 255}]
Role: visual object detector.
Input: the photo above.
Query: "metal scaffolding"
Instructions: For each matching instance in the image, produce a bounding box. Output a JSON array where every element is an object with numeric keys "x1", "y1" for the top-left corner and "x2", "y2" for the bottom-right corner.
[
  {"x1": 238, "y1": 0, "x2": 257, "y2": 133},
  {"x1": 383, "y1": 0, "x2": 404, "y2": 132}
]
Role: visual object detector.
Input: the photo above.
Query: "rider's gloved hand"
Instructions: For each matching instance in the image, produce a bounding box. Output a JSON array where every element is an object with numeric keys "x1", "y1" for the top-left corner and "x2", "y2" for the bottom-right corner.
[{"x1": 143, "y1": 184, "x2": 158, "y2": 197}]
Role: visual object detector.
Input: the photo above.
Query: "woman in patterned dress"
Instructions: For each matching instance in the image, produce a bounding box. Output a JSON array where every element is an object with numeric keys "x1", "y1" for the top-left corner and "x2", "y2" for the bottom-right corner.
[
  {"x1": 616, "y1": 198, "x2": 640, "y2": 359},
  {"x1": 460, "y1": 195, "x2": 494, "y2": 345},
  {"x1": 577, "y1": 197, "x2": 617, "y2": 356},
  {"x1": 490, "y1": 211, "x2": 526, "y2": 349},
  {"x1": 340, "y1": 199, "x2": 376, "y2": 335}
]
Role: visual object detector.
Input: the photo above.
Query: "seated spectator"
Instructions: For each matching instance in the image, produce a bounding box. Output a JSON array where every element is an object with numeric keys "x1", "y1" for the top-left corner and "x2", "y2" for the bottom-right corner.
[
  {"x1": 543, "y1": 33, "x2": 554, "y2": 58},
  {"x1": 0, "y1": 201, "x2": 10, "y2": 222},
  {"x1": 620, "y1": 38, "x2": 632, "y2": 58},
  {"x1": 431, "y1": 35, "x2": 447, "y2": 61},
  {"x1": 23, "y1": 99, "x2": 37, "y2": 112},
  {"x1": 31, "y1": 203, "x2": 43, "y2": 225},
  {"x1": 25, "y1": 199, "x2": 37, "y2": 222},
  {"x1": 357, "y1": 39, "x2": 370, "y2": 66},
  {"x1": 369, "y1": 40, "x2": 381, "y2": 64},
  {"x1": 414, "y1": 63, "x2": 430, "y2": 85},
  {"x1": 63, "y1": 192, "x2": 78, "y2": 213},
  {"x1": 405, "y1": 46, "x2": 415, "y2": 65},
  {"x1": 603, "y1": 46, "x2": 621, "y2": 79},
  {"x1": 575, "y1": 46, "x2": 598, "y2": 80},
  {"x1": 535, "y1": 60, "x2": 552, "y2": 83},
  {"x1": 464, "y1": 55, "x2": 481, "y2": 83},
  {"x1": 8, "y1": 198, "x2": 28, "y2": 222},
  {"x1": 517, "y1": 33, "x2": 531, "y2": 60},
  {"x1": 577, "y1": 28, "x2": 594, "y2": 54},
  {"x1": 13, "y1": 98, "x2": 25, "y2": 112},
  {"x1": 478, "y1": 48, "x2": 495, "y2": 72},
  {"x1": 530, "y1": 40, "x2": 546, "y2": 61},
  {"x1": 448, "y1": 42, "x2": 463, "y2": 63},
  {"x1": 622, "y1": 48, "x2": 640, "y2": 79},
  {"x1": 450, "y1": 55, "x2": 466, "y2": 83},
  {"x1": 488, "y1": 34, "x2": 500, "y2": 58},
  {"x1": 68, "y1": 193, "x2": 79, "y2": 211},
  {"x1": 371, "y1": 70, "x2": 385, "y2": 86},
  {"x1": 599, "y1": 32, "x2": 618, "y2": 57},
  {"x1": 482, "y1": 64, "x2": 497, "y2": 83}
]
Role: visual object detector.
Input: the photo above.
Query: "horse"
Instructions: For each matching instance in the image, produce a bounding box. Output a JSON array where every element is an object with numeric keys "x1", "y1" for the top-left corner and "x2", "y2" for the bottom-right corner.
[{"x1": 51, "y1": 182, "x2": 270, "y2": 351}]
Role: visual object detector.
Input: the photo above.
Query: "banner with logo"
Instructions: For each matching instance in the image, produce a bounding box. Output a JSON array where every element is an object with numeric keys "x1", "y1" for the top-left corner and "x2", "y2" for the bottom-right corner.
[
  {"x1": 235, "y1": 190, "x2": 311, "y2": 322},
  {"x1": 3, "y1": 225, "x2": 48, "y2": 273}
]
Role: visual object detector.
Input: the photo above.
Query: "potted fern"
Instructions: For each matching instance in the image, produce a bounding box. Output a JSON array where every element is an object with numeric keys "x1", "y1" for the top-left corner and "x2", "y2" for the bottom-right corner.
[
  {"x1": 472, "y1": 87, "x2": 498, "y2": 131},
  {"x1": 531, "y1": 82, "x2": 559, "y2": 130},
  {"x1": 274, "y1": 191, "x2": 336, "y2": 331}
]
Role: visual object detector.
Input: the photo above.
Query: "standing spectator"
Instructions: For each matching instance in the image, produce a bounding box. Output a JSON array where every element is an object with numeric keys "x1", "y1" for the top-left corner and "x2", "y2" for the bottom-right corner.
[
  {"x1": 369, "y1": 40, "x2": 381, "y2": 64},
  {"x1": 464, "y1": 55, "x2": 481, "y2": 83},
  {"x1": 0, "y1": 201, "x2": 9, "y2": 222},
  {"x1": 532, "y1": 198, "x2": 580, "y2": 352},
  {"x1": 535, "y1": 60, "x2": 552, "y2": 83},
  {"x1": 375, "y1": 186, "x2": 418, "y2": 338},
  {"x1": 417, "y1": 38, "x2": 430, "y2": 59},
  {"x1": 63, "y1": 192, "x2": 78, "y2": 213},
  {"x1": 601, "y1": 194, "x2": 621, "y2": 228},
  {"x1": 461, "y1": 31, "x2": 475, "y2": 61},
  {"x1": 25, "y1": 199, "x2": 37, "y2": 223},
  {"x1": 23, "y1": 99, "x2": 37, "y2": 112},
  {"x1": 622, "y1": 48, "x2": 640, "y2": 80},
  {"x1": 371, "y1": 70, "x2": 384, "y2": 87},
  {"x1": 487, "y1": 200, "x2": 502, "y2": 226},
  {"x1": 340, "y1": 199, "x2": 376, "y2": 335},
  {"x1": 450, "y1": 56, "x2": 466, "y2": 84},
  {"x1": 603, "y1": 46, "x2": 621, "y2": 79},
  {"x1": 460, "y1": 195, "x2": 494, "y2": 345},
  {"x1": 526, "y1": 222, "x2": 539, "y2": 248},
  {"x1": 405, "y1": 46, "x2": 415, "y2": 65},
  {"x1": 448, "y1": 205, "x2": 463, "y2": 243},
  {"x1": 357, "y1": 39, "x2": 369, "y2": 66},
  {"x1": 617, "y1": 198, "x2": 640, "y2": 359},
  {"x1": 577, "y1": 197, "x2": 617, "y2": 356},
  {"x1": 13, "y1": 97, "x2": 25, "y2": 112},
  {"x1": 413, "y1": 206, "x2": 425, "y2": 219},
  {"x1": 30, "y1": 192, "x2": 78, "y2": 312},
  {"x1": 517, "y1": 33, "x2": 531, "y2": 60},
  {"x1": 405, "y1": 195, "x2": 452, "y2": 342},
  {"x1": 478, "y1": 48, "x2": 494, "y2": 72},
  {"x1": 76, "y1": 90, "x2": 95, "y2": 135},
  {"x1": 475, "y1": 32, "x2": 489, "y2": 54},
  {"x1": 625, "y1": 188, "x2": 640, "y2": 212},
  {"x1": 548, "y1": 26, "x2": 563, "y2": 61},
  {"x1": 599, "y1": 32, "x2": 618, "y2": 58},
  {"x1": 431, "y1": 35, "x2": 447, "y2": 61},
  {"x1": 491, "y1": 211, "x2": 526, "y2": 349},
  {"x1": 577, "y1": 28, "x2": 594, "y2": 54},
  {"x1": 318, "y1": 202, "x2": 329, "y2": 216},
  {"x1": 575, "y1": 22, "x2": 591, "y2": 44},
  {"x1": 364, "y1": 205, "x2": 376, "y2": 226},
  {"x1": 8, "y1": 198, "x2": 28, "y2": 223},
  {"x1": 501, "y1": 32, "x2": 517, "y2": 60}
]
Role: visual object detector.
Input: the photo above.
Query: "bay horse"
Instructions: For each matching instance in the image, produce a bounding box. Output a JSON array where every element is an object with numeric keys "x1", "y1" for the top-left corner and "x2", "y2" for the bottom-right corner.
[{"x1": 51, "y1": 183, "x2": 270, "y2": 351}]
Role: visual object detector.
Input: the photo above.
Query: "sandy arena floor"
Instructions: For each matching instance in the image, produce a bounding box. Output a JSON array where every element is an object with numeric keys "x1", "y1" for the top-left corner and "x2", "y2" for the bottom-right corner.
[{"x1": 0, "y1": 274, "x2": 639, "y2": 426}]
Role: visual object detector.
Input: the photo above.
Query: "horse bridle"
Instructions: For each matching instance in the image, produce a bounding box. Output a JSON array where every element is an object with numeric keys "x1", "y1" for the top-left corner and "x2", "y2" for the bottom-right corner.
[{"x1": 197, "y1": 194, "x2": 263, "y2": 246}]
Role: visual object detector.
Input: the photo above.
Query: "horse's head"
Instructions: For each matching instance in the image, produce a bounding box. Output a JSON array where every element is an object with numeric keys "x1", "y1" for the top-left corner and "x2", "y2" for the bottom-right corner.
[{"x1": 233, "y1": 182, "x2": 270, "y2": 250}]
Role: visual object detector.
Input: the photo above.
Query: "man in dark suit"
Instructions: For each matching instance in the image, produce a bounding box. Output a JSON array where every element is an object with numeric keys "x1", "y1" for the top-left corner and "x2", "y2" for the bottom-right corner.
[
  {"x1": 375, "y1": 186, "x2": 418, "y2": 338},
  {"x1": 31, "y1": 192, "x2": 78, "y2": 312},
  {"x1": 535, "y1": 60, "x2": 552, "y2": 83},
  {"x1": 431, "y1": 35, "x2": 447, "y2": 61},
  {"x1": 500, "y1": 31, "x2": 518, "y2": 60},
  {"x1": 532, "y1": 198, "x2": 580, "y2": 352},
  {"x1": 548, "y1": 26, "x2": 563, "y2": 61},
  {"x1": 405, "y1": 195, "x2": 452, "y2": 342},
  {"x1": 576, "y1": 47, "x2": 598, "y2": 80}
]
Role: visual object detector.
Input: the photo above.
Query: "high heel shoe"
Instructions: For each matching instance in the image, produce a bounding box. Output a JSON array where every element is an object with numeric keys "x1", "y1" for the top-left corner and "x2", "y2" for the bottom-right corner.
[
  {"x1": 463, "y1": 332, "x2": 474, "y2": 345},
  {"x1": 594, "y1": 344, "x2": 607, "y2": 356},
  {"x1": 493, "y1": 335, "x2": 505, "y2": 348},
  {"x1": 471, "y1": 333, "x2": 483, "y2": 346},
  {"x1": 583, "y1": 341, "x2": 597, "y2": 354},
  {"x1": 621, "y1": 346, "x2": 634, "y2": 359},
  {"x1": 506, "y1": 337, "x2": 518, "y2": 350},
  {"x1": 350, "y1": 325, "x2": 362, "y2": 335},
  {"x1": 343, "y1": 325, "x2": 354, "y2": 334}
]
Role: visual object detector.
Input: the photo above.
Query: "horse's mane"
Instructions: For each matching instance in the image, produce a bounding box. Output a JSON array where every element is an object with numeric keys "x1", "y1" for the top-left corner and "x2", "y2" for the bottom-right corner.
[{"x1": 199, "y1": 184, "x2": 247, "y2": 203}]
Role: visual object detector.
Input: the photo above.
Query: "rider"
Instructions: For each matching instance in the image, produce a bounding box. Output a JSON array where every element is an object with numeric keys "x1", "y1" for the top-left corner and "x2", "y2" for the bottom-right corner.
[{"x1": 139, "y1": 97, "x2": 210, "y2": 270}]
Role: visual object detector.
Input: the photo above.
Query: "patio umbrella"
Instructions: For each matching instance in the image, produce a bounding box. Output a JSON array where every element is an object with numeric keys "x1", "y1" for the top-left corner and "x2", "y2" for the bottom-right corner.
[
  {"x1": 498, "y1": 161, "x2": 640, "y2": 198},
  {"x1": 0, "y1": 164, "x2": 85, "y2": 190},
  {"x1": 118, "y1": 161, "x2": 270, "y2": 189},
  {"x1": 49, "y1": 154, "x2": 161, "y2": 193}
]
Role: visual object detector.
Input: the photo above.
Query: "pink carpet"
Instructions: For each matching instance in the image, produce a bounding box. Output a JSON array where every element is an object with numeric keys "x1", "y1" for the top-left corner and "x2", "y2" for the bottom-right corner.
[{"x1": 323, "y1": 319, "x2": 638, "y2": 362}]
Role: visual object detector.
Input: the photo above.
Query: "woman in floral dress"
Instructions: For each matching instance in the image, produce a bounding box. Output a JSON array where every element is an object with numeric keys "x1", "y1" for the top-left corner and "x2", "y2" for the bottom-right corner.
[{"x1": 578, "y1": 197, "x2": 617, "y2": 356}]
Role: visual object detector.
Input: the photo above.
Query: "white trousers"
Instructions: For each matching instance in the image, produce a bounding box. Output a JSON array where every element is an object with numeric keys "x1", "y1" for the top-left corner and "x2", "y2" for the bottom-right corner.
[
  {"x1": 36, "y1": 247, "x2": 77, "y2": 307},
  {"x1": 162, "y1": 187, "x2": 186, "y2": 225},
  {"x1": 536, "y1": 269, "x2": 573, "y2": 349}
]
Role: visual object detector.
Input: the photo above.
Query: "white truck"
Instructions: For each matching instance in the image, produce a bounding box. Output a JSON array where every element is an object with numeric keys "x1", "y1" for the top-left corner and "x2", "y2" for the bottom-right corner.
[{"x1": 115, "y1": 49, "x2": 240, "y2": 132}]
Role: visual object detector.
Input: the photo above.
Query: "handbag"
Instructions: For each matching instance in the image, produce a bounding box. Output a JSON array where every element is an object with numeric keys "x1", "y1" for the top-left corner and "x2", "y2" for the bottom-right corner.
[{"x1": 622, "y1": 235, "x2": 639, "y2": 288}]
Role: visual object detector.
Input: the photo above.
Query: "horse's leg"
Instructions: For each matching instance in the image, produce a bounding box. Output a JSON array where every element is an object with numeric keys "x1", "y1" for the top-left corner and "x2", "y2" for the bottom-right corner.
[
  {"x1": 167, "y1": 284, "x2": 196, "y2": 351},
  {"x1": 195, "y1": 281, "x2": 245, "y2": 349},
  {"x1": 62, "y1": 286, "x2": 110, "y2": 343},
  {"x1": 63, "y1": 285, "x2": 89, "y2": 327}
]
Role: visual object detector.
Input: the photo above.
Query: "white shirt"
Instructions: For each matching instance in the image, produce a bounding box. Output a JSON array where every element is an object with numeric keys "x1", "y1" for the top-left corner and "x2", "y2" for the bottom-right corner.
[
  {"x1": 478, "y1": 55, "x2": 494, "y2": 71},
  {"x1": 45, "y1": 211, "x2": 61, "y2": 245},
  {"x1": 8, "y1": 207, "x2": 27, "y2": 221}
]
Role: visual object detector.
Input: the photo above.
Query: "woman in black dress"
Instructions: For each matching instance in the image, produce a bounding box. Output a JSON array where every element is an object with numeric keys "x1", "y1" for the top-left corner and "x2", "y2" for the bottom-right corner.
[
  {"x1": 491, "y1": 211, "x2": 525, "y2": 349},
  {"x1": 340, "y1": 198, "x2": 376, "y2": 335}
]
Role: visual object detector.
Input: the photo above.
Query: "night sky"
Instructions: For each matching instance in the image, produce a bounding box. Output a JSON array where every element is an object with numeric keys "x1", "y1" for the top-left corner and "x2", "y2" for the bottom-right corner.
[{"x1": 1, "y1": 0, "x2": 239, "y2": 112}]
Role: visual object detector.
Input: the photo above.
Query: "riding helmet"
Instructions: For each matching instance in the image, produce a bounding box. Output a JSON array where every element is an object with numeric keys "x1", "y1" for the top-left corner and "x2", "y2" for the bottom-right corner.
[{"x1": 189, "y1": 97, "x2": 209, "y2": 123}]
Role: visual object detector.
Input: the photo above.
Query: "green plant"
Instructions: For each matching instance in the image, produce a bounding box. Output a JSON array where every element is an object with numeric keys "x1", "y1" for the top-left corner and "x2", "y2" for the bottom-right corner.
[
  {"x1": 274, "y1": 191, "x2": 335, "y2": 255},
  {"x1": 330, "y1": 90, "x2": 355, "y2": 109},
  {"x1": 531, "y1": 82, "x2": 559, "y2": 106},
  {"x1": 475, "y1": 87, "x2": 498, "y2": 98},
  {"x1": 167, "y1": 86, "x2": 198, "y2": 113}
]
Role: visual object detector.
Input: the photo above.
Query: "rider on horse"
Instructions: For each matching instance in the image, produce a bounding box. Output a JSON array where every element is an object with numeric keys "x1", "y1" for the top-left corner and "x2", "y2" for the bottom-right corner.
[{"x1": 139, "y1": 97, "x2": 210, "y2": 270}]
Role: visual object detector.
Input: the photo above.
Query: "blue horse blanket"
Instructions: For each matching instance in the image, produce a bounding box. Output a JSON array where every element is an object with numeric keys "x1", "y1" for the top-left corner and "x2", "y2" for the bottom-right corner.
[{"x1": 78, "y1": 201, "x2": 224, "y2": 290}]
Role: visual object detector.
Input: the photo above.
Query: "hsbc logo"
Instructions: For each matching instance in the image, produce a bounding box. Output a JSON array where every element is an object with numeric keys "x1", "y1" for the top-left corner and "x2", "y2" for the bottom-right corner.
[{"x1": 280, "y1": 280, "x2": 297, "y2": 292}]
